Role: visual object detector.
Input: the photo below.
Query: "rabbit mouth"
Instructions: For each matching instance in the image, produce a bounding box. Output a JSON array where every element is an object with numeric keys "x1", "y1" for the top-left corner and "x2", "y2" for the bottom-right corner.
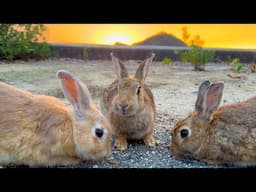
[
  {"x1": 172, "y1": 151, "x2": 196, "y2": 162},
  {"x1": 119, "y1": 110, "x2": 135, "y2": 116},
  {"x1": 114, "y1": 106, "x2": 136, "y2": 116},
  {"x1": 179, "y1": 152, "x2": 195, "y2": 161}
]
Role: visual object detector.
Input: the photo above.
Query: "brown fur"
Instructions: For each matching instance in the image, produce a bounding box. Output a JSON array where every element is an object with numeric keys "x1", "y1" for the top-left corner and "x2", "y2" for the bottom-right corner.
[
  {"x1": 100, "y1": 53, "x2": 156, "y2": 150},
  {"x1": 107, "y1": 78, "x2": 156, "y2": 139},
  {"x1": 250, "y1": 63, "x2": 256, "y2": 72},
  {"x1": 171, "y1": 81, "x2": 256, "y2": 165},
  {"x1": 0, "y1": 71, "x2": 112, "y2": 167}
]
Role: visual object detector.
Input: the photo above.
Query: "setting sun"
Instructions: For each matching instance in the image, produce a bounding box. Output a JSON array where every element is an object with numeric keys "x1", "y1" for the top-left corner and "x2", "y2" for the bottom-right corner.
[
  {"x1": 103, "y1": 33, "x2": 132, "y2": 45},
  {"x1": 44, "y1": 24, "x2": 256, "y2": 49}
]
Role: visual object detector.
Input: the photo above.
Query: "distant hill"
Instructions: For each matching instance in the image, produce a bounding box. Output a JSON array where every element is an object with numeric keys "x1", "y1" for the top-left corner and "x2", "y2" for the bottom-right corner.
[
  {"x1": 114, "y1": 41, "x2": 128, "y2": 46},
  {"x1": 133, "y1": 32, "x2": 187, "y2": 47}
]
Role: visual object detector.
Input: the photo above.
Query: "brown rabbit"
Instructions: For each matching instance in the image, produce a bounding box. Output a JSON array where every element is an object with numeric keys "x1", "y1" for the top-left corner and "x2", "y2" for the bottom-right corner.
[
  {"x1": 250, "y1": 63, "x2": 256, "y2": 72},
  {"x1": 171, "y1": 80, "x2": 256, "y2": 165},
  {"x1": 0, "y1": 70, "x2": 112, "y2": 167},
  {"x1": 100, "y1": 53, "x2": 156, "y2": 151}
]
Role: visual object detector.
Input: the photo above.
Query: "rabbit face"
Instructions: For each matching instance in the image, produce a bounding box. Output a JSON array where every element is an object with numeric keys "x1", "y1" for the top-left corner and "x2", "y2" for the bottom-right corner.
[
  {"x1": 170, "y1": 80, "x2": 224, "y2": 161},
  {"x1": 109, "y1": 52, "x2": 155, "y2": 117},
  {"x1": 112, "y1": 77, "x2": 143, "y2": 116},
  {"x1": 171, "y1": 112, "x2": 210, "y2": 160},
  {"x1": 73, "y1": 108, "x2": 112, "y2": 161},
  {"x1": 57, "y1": 70, "x2": 112, "y2": 161}
]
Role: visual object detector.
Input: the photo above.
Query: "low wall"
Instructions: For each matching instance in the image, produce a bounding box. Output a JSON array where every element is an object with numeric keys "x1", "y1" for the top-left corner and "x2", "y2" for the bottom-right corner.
[{"x1": 50, "y1": 43, "x2": 256, "y2": 63}]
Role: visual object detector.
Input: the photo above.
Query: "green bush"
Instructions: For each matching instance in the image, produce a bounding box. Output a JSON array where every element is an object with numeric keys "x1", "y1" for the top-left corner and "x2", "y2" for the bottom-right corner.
[
  {"x1": 180, "y1": 45, "x2": 215, "y2": 71},
  {"x1": 82, "y1": 48, "x2": 88, "y2": 61},
  {"x1": 173, "y1": 50, "x2": 179, "y2": 55},
  {"x1": 233, "y1": 63, "x2": 244, "y2": 73},
  {"x1": 226, "y1": 57, "x2": 240, "y2": 66},
  {"x1": 0, "y1": 24, "x2": 51, "y2": 60},
  {"x1": 162, "y1": 57, "x2": 172, "y2": 65},
  {"x1": 173, "y1": 50, "x2": 180, "y2": 61},
  {"x1": 225, "y1": 58, "x2": 244, "y2": 73}
]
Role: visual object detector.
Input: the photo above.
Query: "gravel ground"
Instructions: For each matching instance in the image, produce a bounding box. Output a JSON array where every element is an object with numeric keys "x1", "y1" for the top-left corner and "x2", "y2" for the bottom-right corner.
[{"x1": 0, "y1": 59, "x2": 255, "y2": 168}]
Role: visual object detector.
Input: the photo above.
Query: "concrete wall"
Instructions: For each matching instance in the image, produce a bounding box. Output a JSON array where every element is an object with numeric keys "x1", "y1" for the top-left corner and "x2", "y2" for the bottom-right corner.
[{"x1": 50, "y1": 43, "x2": 256, "y2": 63}]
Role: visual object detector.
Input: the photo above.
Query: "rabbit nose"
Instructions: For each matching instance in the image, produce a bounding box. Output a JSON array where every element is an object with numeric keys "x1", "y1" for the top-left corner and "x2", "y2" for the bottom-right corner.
[
  {"x1": 119, "y1": 104, "x2": 128, "y2": 110},
  {"x1": 95, "y1": 128, "x2": 104, "y2": 138}
]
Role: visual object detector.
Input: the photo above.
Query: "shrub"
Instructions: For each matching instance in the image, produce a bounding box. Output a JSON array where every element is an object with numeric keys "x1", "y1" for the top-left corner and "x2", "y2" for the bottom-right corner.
[
  {"x1": 82, "y1": 48, "x2": 88, "y2": 61},
  {"x1": 226, "y1": 58, "x2": 245, "y2": 73},
  {"x1": 180, "y1": 45, "x2": 215, "y2": 71},
  {"x1": 173, "y1": 50, "x2": 180, "y2": 61},
  {"x1": 0, "y1": 24, "x2": 51, "y2": 60},
  {"x1": 226, "y1": 57, "x2": 240, "y2": 66},
  {"x1": 181, "y1": 26, "x2": 204, "y2": 47},
  {"x1": 173, "y1": 50, "x2": 179, "y2": 55},
  {"x1": 162, "y1": 57, "x2": 172, "y2": 65},
  {"x1": 233, "y1": 63, "x2": 244, "y2": 73}
]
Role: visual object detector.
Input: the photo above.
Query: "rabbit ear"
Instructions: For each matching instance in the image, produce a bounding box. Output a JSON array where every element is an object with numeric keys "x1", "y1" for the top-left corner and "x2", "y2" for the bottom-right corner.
[
  {"x1": 203, "y1": 82, "x2": 224, "y2": 118},
  {"x1": 57, "y1": 70, "x2": 93, "y2": 121},
  {"x1": 197, "y1": 82, "x2": 224, "y2": 120},
  {"x1": 135, "y1": 53, "x2": 155, "y2": 84},
  {"x1": 110, "y1": 52, "x2": 128, "y2": 81},
  {"x1": 195, "y1": 80, "x2": 211, "y2": 113}
]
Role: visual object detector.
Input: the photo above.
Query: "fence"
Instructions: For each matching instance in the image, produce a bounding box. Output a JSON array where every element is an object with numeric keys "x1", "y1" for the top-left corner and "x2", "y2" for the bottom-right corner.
[{"x1": 50, "y1": 43, "x2": 256, "y2": 63}]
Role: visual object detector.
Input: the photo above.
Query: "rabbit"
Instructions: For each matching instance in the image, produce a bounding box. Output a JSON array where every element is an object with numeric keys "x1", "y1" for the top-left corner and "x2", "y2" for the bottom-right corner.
[
  {"x1": 100, "y1": 52, "x2": 156, "y2": 151},
  {"x1": 0, "y1": 70, "x2": 112, "y2": 167},
  {"x1": 170, "y1": 80, "x2": 256, "y2": 165},
  {"x1": 250, "y1": 63, "x2": 256, "y2": 72}
]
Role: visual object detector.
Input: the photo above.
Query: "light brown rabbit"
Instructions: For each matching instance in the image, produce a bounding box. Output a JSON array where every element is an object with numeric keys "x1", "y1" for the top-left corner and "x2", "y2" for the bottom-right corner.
[
  {"x1": 0, "y1": 70, "x2": 112, "y2": 167},
  {"x1": 171, "y1": 80, "x2": 256, "y2": 165},
  {"x1": 100, "y1": 52, "x2": 156, "y2": 151}
]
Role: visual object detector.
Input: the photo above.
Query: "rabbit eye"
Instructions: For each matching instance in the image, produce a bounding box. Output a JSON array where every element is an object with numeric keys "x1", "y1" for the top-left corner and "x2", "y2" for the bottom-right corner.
[
  {"x1": 180, "y1": 129, "x2": 189, "y2": 138},
  {"x1": 136, "y1": 86, "x2": 141, "y2": 95},
  {"x1": 95, "y1": 128, "x2": 104, "y2": 138}
]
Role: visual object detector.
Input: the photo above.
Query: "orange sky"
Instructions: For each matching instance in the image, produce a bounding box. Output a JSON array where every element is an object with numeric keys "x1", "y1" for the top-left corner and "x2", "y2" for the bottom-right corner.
[{"x1": 44, "y1": 24, "x2": 256, "y2": 49}]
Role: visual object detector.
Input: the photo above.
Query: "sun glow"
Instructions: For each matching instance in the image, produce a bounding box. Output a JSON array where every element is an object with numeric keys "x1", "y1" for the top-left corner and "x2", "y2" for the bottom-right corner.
[
  {"x1": 103, "y1": 33, "x2": 133, "y2": 45},
  {"x1": 44, "y1": 24, "x2": 256, "y2": 50}
]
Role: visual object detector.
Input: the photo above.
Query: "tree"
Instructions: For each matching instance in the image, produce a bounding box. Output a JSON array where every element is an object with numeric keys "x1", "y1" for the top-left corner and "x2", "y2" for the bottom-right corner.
[
  {"x1": 181, "y1": 26, "x2": 191, "y2": 46},
  {"x1": 181, "y1": 26, "x2": 205, "y2": 47},
  {"x1": 0, "y1": 24, "x2": 51, "y2": 60}
]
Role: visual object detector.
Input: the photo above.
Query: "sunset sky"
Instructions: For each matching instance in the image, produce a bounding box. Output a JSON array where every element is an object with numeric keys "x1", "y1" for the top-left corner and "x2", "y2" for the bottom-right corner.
[{"x1": 44, "y1": 24, "x2": 256, "y2": 49}]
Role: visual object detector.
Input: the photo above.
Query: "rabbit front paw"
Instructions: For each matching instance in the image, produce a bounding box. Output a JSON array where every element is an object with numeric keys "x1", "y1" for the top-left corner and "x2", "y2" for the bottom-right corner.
[
  {"x1": 144, "y1": 134, "x2": 156, "y2": 147},
  {"x1": 114, "y1": 136, "x2": 128, "y2": 151}
]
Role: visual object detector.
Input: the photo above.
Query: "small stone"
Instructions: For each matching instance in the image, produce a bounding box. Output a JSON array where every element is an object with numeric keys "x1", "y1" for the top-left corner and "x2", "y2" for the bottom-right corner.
[
  {"x1": 156, "y1": 139, "x2": 164, "y2": 144},
  {"x1": 107, "y1": 159, "x2": 118, "y2": 165}
]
